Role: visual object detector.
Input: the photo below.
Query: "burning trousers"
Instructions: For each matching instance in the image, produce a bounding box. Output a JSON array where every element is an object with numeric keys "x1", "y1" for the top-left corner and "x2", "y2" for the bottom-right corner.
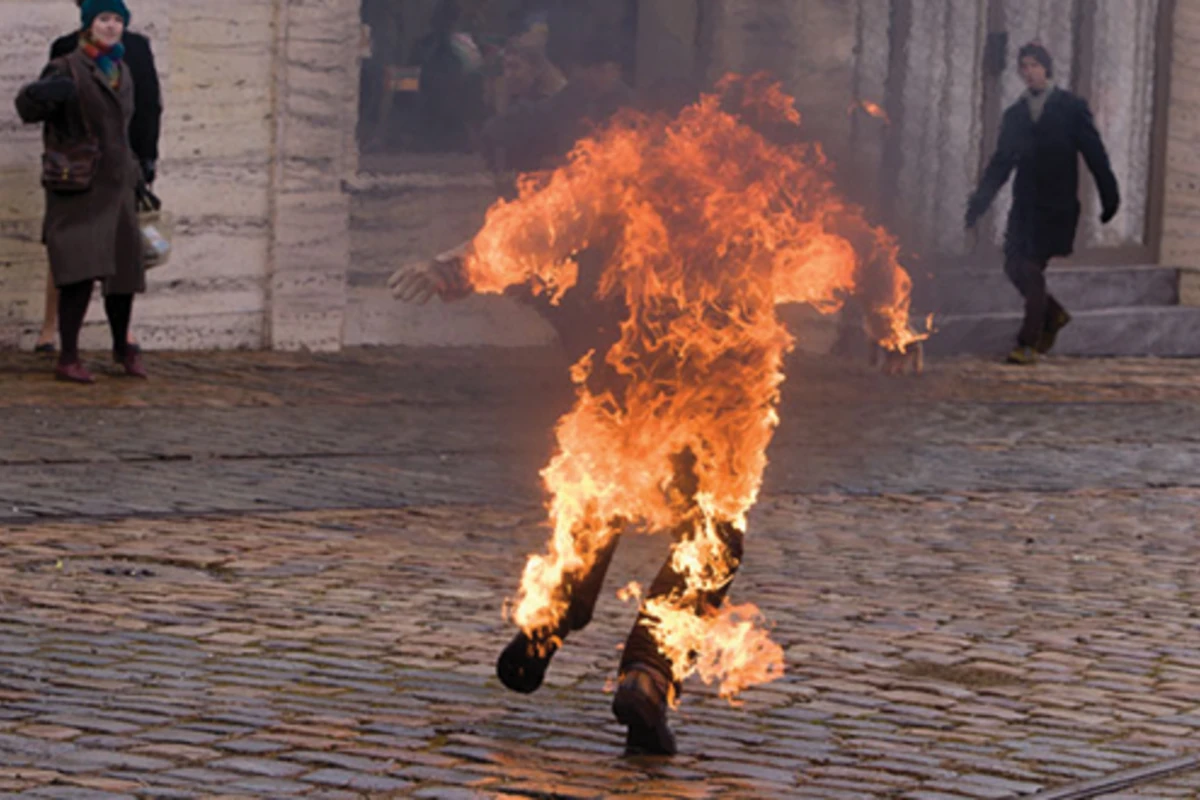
[
  {"x1": 503, "y1": 285, "x2": 785, "y2": 698},
  {"x1": 543, "y1": 448, "x2": 745, "y2": 690}
]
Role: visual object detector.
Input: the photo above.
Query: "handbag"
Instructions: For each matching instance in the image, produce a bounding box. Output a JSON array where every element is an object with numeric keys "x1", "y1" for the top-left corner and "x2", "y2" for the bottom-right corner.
[
  {"x1": 40, "y1": 58, "x2": 101, "y2": 193},
  {"x1": 137, "y1": 187, "x2": 173, "y2": 269}
]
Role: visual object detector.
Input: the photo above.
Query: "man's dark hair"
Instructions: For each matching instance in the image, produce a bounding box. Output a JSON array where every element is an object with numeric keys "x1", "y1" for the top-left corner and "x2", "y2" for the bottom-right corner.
[{"x1": 1018, "y1": 42, "x2": 1054, "y2": 78}]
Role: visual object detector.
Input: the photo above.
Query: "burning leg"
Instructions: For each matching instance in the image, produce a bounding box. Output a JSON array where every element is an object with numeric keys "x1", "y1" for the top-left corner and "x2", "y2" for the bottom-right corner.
[
  {"x1": 497, "y1": 514, "x2": 623, "y2": 693},
  {"x1": 612, "y1": 449, "x2": 746, "y2": 756},
  {"x1": 613, "y1": 516, "x2": 744, "y2": 756}
]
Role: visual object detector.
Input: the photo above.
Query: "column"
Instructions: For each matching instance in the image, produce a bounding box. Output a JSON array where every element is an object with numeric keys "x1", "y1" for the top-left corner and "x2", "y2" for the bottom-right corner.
[{"x1": 267, "y1": 0, "x2": 363, "y2": 351}]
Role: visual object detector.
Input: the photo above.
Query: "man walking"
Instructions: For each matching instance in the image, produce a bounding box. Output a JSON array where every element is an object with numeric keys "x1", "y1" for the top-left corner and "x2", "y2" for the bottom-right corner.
[{"x1": 965, "y1": 42, "x2": 1120, "y2": 365}]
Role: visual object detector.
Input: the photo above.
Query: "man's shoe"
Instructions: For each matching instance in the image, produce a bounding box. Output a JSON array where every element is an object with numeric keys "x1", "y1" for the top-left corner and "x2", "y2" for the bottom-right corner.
[
  {"x1": 1005, "y1": 346, "x2": 1038, "y2": 365},
  {"x1": 612, "y1": 663, "x2": 677, "y2": 756},
  {"x1": 1037, "y1": 308, "x2": 1071, "y2": 354},
  {"x1": 496, "y1": 629, "x2": 559, "y2": 694},
  {"x1": 115, "y1": 345, "x2": 148, "y2": 378},
  {"x1": 54, "y1": 361, "x2": 95, "y2": 384}
]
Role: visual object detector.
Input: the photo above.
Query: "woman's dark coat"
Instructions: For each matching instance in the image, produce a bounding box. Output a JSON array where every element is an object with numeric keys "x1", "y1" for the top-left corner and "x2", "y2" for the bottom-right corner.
[
  {"x1": 15, "y1": 48, "x2": 145, "y2": 293},
  {"x1": 51, "y1": 30, "x2": 162, "y2": 167},
  {"x1": 968, "y1": 88, "x2": 1121, "y2": 262}
]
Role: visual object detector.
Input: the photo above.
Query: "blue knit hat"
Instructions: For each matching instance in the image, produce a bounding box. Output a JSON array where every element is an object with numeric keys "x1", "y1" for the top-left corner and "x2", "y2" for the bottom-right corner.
[{"x1": 81, "y1": 0, "x2": 131, "y2": 30}]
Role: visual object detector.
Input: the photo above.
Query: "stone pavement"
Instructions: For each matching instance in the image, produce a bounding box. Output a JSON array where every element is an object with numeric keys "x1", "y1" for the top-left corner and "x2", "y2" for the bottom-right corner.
[{"x1": 1, "y1": 347, "x2": 1200, "y2": 798}]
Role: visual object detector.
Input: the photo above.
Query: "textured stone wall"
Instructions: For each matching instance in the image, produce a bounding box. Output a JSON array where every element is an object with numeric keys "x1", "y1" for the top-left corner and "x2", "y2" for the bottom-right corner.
[
  {"x1": 0, "y1": 0, "x2": 360, "y2": 352},
  {"x1": 1, "y1": 0, "x2": 1180, "y2": 351},
  {"x1": 1079, "y1": 0, "x2": 1158, "y2": 249},
  {"x1": 267, "y1": 0, "x2": 361, "y2": 351},
  {"x1": 1161, "y1": 0, "x2": 1200, "y2": 278},
  {"x1": 886, "y1": 0, "x2": 987, "y2": 256}
]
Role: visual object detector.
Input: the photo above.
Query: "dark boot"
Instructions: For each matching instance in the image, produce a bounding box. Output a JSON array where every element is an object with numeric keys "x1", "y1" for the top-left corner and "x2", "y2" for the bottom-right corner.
[
  {"x1": 54, "y1": 360, "x2": 95, "y2": 384},
  {"x1": 496, "y1": 629, "x2": 560, "y2": 694},
  {"x1": 115, "y1": 344, "x2": 148, "y2": 378},
  {"x1": 612, "y1": 662, "x2": 677, "y2": 756},
  {"x1": 1037, "y1": 307, "x2": 1071, "y2": 354}
]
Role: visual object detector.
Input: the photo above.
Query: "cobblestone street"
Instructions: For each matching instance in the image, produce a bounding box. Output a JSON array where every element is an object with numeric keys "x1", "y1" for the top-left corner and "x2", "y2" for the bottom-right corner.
[{"x1": 2, "y1": 347, "x2": 1200, "y2": 798}]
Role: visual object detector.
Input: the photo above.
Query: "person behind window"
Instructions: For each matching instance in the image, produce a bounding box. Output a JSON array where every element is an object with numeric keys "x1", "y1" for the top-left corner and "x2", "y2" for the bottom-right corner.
[
  {"x1": 495, "y1": 30, "x2": 566, "y2": 114},
  {"x1": 412, "y1": 0, "x2": 486, "y2": 152}
]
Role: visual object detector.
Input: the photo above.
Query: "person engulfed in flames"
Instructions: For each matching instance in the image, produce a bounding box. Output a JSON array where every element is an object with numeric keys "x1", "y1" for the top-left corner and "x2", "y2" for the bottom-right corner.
[{"x1": 390, "y1": 25, "x2": 923, "y2": 757}]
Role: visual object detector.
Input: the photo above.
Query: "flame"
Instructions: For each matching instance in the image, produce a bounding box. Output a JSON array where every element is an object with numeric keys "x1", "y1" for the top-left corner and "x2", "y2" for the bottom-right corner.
[
  {"x1": 851, "y1": 99, "x2": 891, "y2": 124},
  {"x1": 466, "y1": 74, "x2": 924, "y2": 700},
  {"x1": 643, "y1": 599, "x2": 785, "y2": 702},
  {"x1": 616, "y1": 581, "x2": 643, "y2": 603}
]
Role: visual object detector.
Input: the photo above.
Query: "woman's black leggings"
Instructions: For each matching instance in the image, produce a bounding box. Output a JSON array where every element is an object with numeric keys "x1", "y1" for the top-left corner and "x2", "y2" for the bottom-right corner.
[{"x1": 57, "y1": 280, "x2": 133, "y2": 363}]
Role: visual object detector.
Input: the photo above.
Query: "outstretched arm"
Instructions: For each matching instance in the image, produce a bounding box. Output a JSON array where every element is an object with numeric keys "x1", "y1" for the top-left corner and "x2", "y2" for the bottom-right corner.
[
  {"x1": 1074, "y1": 99, "x2": 1120, "y2": 222},
  {"x1": 836, "y1": 213, "x2": 922, "y2": 354},
  {"x1": 464, "y1": 166, "x2": 613, "y2": 302},
  {"x1": 771, "y1": 206, "x2": 921, "y2": 356},
  {"x1": 966, "y1": 111, "x2": 1019, "y2": 227},
  {"x1": 391, "y1": 159, "x2": 615, "y2": 305},
  {"x1": 14, "y1": 62, "x2": 74, "y2": 124}
]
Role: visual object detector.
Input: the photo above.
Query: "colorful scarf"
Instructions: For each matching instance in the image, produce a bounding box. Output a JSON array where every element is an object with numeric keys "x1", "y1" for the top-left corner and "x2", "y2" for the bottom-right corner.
[{"x1": 79, "y1": 33, "x2": 124, "y2": 89}]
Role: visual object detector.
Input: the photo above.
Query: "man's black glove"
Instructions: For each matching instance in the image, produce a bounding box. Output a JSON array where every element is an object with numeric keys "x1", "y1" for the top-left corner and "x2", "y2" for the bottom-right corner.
[
  {"x1": 964, "y1": 195, "x2": 986, "y2": 230},
  {"x1": 28, "y1": 76, "x2": 76, "y2": 107},
  {"x1": 140, "y1": 159, "x2": 156, "y2": 186},
  {"x1": 1100, "y1": 200, "x2": 1119, "y2": 225}
]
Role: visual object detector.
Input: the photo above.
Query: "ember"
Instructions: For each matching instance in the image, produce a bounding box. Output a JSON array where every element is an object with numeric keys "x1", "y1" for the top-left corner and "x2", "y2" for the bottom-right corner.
[
  {"x1": 851, "y1": 98, "x2": 892, "y2": 124},
  {"x1": 468, "y1": 74, "x2": 924, "y2": 700}
]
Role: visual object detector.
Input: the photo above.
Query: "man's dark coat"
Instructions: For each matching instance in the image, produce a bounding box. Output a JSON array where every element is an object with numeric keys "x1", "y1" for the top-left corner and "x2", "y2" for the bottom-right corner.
[
  {"x1": 51, "y1": 30, "x2": 162, "y2": 164},
  {"x1": 969, "y1": 88, "x2": 1120, "y2": 261}
]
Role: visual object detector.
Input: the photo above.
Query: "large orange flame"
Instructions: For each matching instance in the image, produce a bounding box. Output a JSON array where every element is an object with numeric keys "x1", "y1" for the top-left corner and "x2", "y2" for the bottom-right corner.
[{"x1": 466, "y1": 75, "x2": 924, "y2": 699}]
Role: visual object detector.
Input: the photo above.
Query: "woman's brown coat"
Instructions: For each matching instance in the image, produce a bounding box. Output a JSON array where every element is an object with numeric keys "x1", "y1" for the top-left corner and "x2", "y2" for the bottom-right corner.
[{"x1": 15, "y1": 47, "x2": 145, "y2": 294}]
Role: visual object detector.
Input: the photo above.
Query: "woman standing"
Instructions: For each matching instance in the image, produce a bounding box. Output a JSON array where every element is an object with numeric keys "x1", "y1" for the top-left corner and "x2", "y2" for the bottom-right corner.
[{"x1": 15, "y1": 0, "x2": 147, "y2": 383}]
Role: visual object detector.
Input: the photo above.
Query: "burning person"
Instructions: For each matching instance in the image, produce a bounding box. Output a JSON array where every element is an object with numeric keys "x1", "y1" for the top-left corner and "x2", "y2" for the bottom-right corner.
[
  {"x1": 965, "y1": 41, "x2": 1120, "y2": 365},
  {"x1": 390, "y1": 32, "x2": 922, "y2": 754}
]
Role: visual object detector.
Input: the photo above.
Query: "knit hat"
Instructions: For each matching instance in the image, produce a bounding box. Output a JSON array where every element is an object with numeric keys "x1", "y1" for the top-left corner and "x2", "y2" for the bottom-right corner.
[
  {"x1": 81, "y1": 0, "x2": 131, "y2": 30},
  {"x1": 1018, "y1": 41, "x2": 1053, "y2": 78}
]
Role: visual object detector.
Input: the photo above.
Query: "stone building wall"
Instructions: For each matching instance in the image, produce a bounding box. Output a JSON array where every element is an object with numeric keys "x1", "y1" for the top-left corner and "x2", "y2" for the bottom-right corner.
[
  {"x1": 0, "y1": 0, "x2": 360, "y2": 352},
  {"x1": 0, "y1": 0, "x2": 1194, "y2": 351},
  {"x1": 1161, "y1": 0, "x2": 1200, "y2": 289}
]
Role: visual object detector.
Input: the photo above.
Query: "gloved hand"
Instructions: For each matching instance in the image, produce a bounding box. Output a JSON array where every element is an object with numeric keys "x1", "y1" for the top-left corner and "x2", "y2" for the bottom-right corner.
[
  {"x1": 29, "y1": 75, "x2": 76, "y2": 107},
  {"x1": 964, "y1": 196, "x2": 985, "y2": 230},
  {"x1": 1100, "y1": 201, "x2": 1119, "y2": 225},
  {"x1": 140, "y1": 159, "x2": 156, "y2": 185}
]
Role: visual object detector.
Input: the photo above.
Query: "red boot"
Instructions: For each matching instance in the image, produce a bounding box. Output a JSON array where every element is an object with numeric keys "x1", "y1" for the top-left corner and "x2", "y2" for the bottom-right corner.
[
  {"x1": 115, "y1": 345, "x2": 148, "y2": 378},
  {"x1": 54, "y1": 361, "x2": 95, "y2": 384}
]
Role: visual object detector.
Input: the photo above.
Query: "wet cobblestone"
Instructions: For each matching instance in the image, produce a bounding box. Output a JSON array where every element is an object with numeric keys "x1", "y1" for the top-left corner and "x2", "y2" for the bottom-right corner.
[{"x1": 1, "y1": 348, "x2": 1199, "y2": 796}]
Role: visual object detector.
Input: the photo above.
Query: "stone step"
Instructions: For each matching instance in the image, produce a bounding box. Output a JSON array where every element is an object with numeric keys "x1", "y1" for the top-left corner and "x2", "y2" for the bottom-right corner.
[
  {"x1": 914, "y1": 265, "x2": 1179, "y2": 316},
  {"x1": 927, "y1": 305, "x2": 1200, "y2": 357}
]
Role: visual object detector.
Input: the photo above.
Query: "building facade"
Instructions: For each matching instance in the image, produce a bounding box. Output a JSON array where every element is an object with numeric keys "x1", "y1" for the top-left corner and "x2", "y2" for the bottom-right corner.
[{"x1": 0, "y1": 0, "x2": 1195, "y2": 351}]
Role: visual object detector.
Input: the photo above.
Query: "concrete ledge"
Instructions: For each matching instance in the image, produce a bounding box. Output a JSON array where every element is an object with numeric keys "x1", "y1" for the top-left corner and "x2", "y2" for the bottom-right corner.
[{"x1": 928, "y1": 305, "x2": 1200, "y2": 357}]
